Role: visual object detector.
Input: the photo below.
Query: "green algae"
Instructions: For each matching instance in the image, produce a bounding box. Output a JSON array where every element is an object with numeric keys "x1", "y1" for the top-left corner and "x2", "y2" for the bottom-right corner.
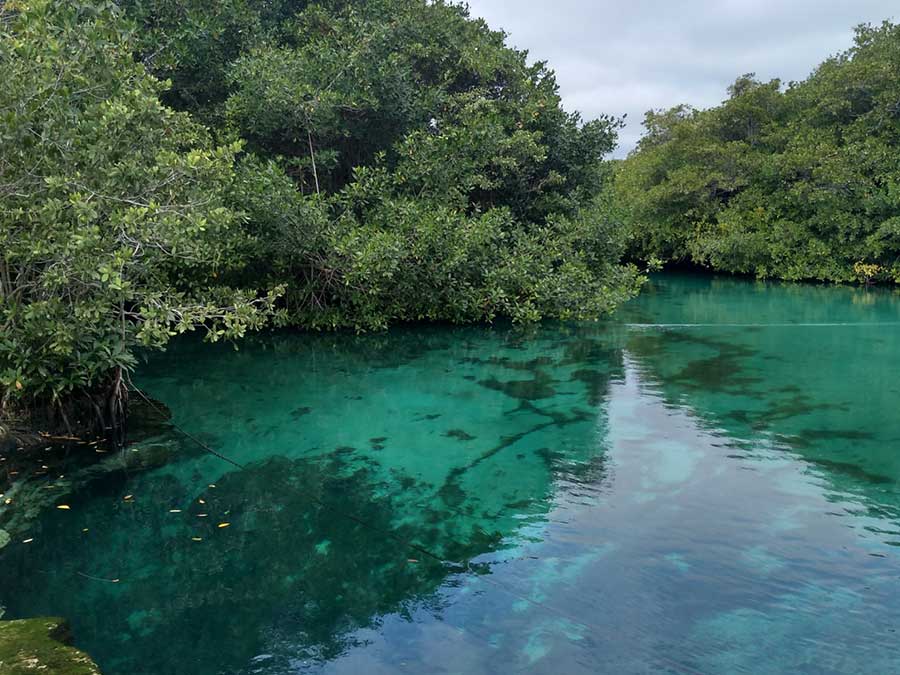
[
  {"x1": 444, "y1": 429, "x2": 476, "y2": 441},
  {"x1": 0, "y1": 618, "x2": 100, "y2": 674}
]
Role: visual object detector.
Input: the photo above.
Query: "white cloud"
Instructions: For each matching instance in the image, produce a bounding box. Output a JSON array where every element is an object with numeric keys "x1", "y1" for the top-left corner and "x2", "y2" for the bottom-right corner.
[{"x1": 462, "y1": 0, "x2": 898, "y2": 156}]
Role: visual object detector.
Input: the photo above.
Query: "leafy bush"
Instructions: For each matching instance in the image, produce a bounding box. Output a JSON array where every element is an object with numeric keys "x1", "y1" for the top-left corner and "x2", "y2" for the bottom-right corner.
[
  {"x1": 617, "y1": 23, "x2": 900, "y2": 284},
  {"x1": 0, "y1": 1, "x2": 279, "y2": 424},
  {"x1": 0, "y1": 0, "x2": 641, "y2": 430}
]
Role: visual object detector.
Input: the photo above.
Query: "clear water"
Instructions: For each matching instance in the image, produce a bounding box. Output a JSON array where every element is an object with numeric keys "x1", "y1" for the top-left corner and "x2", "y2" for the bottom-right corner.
[{"x1": 2, "y1": 272, "x2": 900, "y2": 674}]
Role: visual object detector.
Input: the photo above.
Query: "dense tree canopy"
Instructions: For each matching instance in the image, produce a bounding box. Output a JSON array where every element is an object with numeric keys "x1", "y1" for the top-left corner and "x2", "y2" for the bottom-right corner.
[
  {"x1": 617, "y1": 22, "x2": 900, "y2": 284},
  {"x1": 0, "y1": 0, "x2": 640, "y2": 429},
  {"x1": 0, "y1": 0, "x2": 281, "y2": 428},
  {"x1": 127, "y1": 0, "x2": 639, "y2": 328}
]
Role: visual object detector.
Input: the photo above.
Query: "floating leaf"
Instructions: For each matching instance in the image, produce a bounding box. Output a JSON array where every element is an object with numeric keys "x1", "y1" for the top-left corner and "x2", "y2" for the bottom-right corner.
[
  {"x1": 123, "y1": 495, "x2": 133, "y2": 501},
  {"x1": 57, "y1": 504, "x2": 71, "y2": 510},
  {"x1": 191, "y1": 537, "x2": 203, "y2": 542},
  {"x1": 22, "y1": 538, "x2": 33, "y2": 544},
  {"x1": 217, "y1": 522, "x2": 230, "y2": 528},
  {"x1": 169, "y1": 509, "x2": 182, "y2": 513},
  {"x1": 197, "y1": 513, "x2": 208, "y2": 517}
]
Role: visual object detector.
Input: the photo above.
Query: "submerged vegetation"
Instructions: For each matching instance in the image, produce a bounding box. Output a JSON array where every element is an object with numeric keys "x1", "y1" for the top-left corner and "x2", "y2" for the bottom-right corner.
[
  {"x1": 4, "y1": 275, "x2": 900, "y2": 673},
  {"x1": 0, "y1": 0, "x2": 641, "y2": 432}
]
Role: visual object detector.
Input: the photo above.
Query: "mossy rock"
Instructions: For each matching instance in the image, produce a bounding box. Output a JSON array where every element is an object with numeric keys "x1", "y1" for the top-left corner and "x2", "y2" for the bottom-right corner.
[
  {"x1": 120, "y1": 440, "x2": 179, "y2": 471},
  {"x1": 0, "y1": 618, "x2": 101, "y2": 674}
]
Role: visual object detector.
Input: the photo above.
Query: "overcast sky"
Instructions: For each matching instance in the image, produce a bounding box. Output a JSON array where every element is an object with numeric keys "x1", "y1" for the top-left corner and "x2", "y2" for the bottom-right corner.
[{"x1": 463, "y1": 0, "x2": 898, "y2": 157}]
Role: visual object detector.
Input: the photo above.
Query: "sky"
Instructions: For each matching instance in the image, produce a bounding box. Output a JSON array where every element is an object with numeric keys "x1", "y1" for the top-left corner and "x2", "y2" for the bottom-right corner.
[{"x1": 463, "y1": 0, "x2": 898, "y2": 157}]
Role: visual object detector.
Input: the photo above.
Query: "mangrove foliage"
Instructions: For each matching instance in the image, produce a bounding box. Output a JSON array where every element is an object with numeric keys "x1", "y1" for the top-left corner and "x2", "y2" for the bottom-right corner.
[
  {"x1": 617, "y1": 22, "x2": 900, "y2": 285},
  {"x1": 0, "y1": 0, "x2": 641, "y2": 433}
]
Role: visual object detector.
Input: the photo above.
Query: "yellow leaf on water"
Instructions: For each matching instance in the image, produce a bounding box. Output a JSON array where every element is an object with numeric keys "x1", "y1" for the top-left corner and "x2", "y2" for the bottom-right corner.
[
  {"x1": 191, "y1": 537, "x2": 203, "y2": 542},
  {"x1": 217, "y1": 523, "x2": 230, "y2": 529},
  {"x1": 123, "y1": 495, "x2": 133, "y2": 501},
  {"x1": 208, "y1": 484, "x2": 216, "y2": 488},
  {"x1": 57, "y1": 505, "x2": 71, "y2": 510}
]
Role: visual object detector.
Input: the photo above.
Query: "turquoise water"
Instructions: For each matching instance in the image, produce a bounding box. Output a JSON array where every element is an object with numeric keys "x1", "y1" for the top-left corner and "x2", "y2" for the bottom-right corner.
[{"x1": 2, "y1": 272, "x2": 900, "y2": 673}]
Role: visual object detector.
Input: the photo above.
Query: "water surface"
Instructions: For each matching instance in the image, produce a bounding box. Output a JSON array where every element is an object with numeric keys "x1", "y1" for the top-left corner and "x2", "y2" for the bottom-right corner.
[{"x1": 2, "y1": 272, "x2": 900, "y2": 673}]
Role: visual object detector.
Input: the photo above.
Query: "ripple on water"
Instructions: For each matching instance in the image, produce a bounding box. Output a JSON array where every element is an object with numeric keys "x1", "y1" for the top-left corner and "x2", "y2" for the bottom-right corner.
[{"x1": 2, "y1": 273, "x2": 900, "y2": 674}]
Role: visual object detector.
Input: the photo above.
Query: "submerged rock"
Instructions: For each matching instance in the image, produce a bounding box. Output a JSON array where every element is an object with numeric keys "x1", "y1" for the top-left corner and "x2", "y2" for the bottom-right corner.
[
  {"x1": 0, "y1": 425, "x2": 14, "y2": 454},
  {"x1": 0, "y1": 617, "x2": 101, "y2": 674},
  {"x1": 120, "y1": 440, "x2": 180, "y2": 471}
]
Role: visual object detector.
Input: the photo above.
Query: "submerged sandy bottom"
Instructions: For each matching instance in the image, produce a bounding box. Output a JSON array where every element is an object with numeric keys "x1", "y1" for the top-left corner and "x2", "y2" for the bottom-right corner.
[{"x1": 2, "y1": 272, "x2": 899, "y2": 674}]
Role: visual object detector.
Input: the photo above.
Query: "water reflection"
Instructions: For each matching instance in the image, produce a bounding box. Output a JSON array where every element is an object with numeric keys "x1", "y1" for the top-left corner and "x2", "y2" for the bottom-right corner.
[
  {"x1": 0, "y1": 325, "x2": 622, "y2": 674},
  {"x1": 0, "y1": 273, "x2": 899, "y2": 673}
]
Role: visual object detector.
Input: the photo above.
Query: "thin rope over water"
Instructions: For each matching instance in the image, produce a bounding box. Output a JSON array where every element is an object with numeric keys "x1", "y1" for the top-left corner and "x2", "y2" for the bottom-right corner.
[
  {"x1": 131, "y1": 387, "x2": 246, "y2": 470},
  {"x1": 127, "y1": 385, "x2": 705, "y2": 674},
  {"x1": 625, "y1": 322, "x2": 900, "y2": 328},
  {"x1": 129, "y1": 385, "x2": 452, "y2": 565}
]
